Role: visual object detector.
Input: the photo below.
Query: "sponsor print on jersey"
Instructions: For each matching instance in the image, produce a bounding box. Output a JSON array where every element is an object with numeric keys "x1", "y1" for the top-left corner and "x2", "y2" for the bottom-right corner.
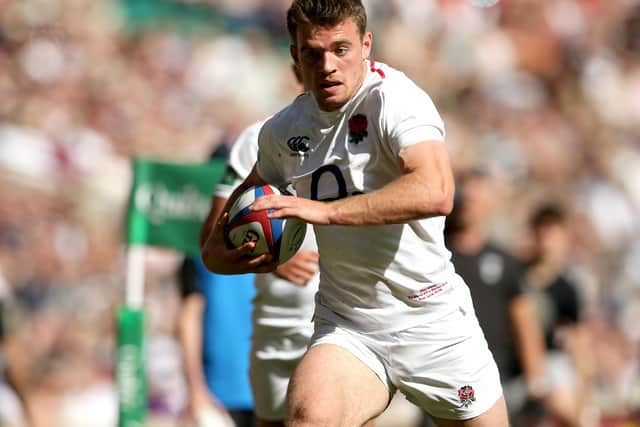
[
  {"x1": 287, "y1": 136, "x2": 310, "y2": 157},
  {"x1": 407, "y1": 282, "x2": 447, "y2": 302}
]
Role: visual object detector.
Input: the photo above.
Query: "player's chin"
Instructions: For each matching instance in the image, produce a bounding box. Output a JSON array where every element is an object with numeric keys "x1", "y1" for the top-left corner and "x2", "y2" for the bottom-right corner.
[{"x1": 317, "y1": 95, "x2": 345, "y2": 111}]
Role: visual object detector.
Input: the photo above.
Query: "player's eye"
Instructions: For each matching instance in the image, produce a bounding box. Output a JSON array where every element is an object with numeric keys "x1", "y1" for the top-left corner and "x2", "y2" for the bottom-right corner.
[
  {"x1": 301, "y1": 49, "x2": 321, "y2": 62},
  {"x1": 336, "y1": 47, "x2": 349, "y2": 56}
]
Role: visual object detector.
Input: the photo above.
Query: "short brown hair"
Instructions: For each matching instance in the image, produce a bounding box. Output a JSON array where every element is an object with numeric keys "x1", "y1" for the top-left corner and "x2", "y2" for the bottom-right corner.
[
  {"x1": 286, "y1": 0, "x2": 367, "y2": 42},
  {"x1": 529, "y1": 203, "x2": 567, "y2": 229}
]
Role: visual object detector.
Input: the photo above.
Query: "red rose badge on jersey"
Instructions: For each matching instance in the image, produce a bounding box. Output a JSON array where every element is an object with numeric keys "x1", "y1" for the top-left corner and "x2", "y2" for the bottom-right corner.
[
  {"x1": 348, "y1": 114, "x2": 368, "y2": 144},
  {"x1": 457, "y1": 385, "x2": 476, "y2": 408}
]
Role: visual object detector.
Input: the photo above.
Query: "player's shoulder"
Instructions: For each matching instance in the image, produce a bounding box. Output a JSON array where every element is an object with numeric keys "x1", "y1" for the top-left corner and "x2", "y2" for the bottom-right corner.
[
  {"x1": 362, "y1": 61, "x2": 434, "y2": 116},
  {"x1": 261, "y1": 93, "x2": 312, "y2": 138},
  {"x1": 366, "y1": 60, "x2": 424, "y2": 95},
  {"x1": 242, "y1": 119, "x2": 267, "y2": 137},
  {"x1": 234, "y1": 119, "x2": 267, "y2": 147}
]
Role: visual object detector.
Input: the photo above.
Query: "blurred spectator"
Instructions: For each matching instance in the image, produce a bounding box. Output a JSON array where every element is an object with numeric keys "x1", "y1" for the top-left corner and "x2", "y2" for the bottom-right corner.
[
  {"x1": 444, "y1": 169, "x2": 546, "y2": 425},
  {"x1": 174, "y1": 144, "x2": 256, "y2": 427},
  {"x1": 174, "y1": 139, "x2": 252, "y2": 427},
  {"x1": 524, "y1": 203, "x2": 597, "y2": 427},
  {"x1": 0, "y1": 265, "x2": 40, "y2": 427},
  {"x1": 177, "y1": 256, "x2": 256, "y2": 427}
]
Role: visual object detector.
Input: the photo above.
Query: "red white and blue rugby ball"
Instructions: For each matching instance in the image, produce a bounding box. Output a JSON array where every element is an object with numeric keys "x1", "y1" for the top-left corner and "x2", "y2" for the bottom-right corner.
[{"x1": 225, "y1": 184, "x2": 306, "y2": 265}]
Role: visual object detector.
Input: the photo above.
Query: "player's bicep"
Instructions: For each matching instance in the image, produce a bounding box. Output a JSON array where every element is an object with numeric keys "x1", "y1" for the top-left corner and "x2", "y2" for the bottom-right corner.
[{"x1": 397, "y1": 140, "x2": 455, "y2": 215}]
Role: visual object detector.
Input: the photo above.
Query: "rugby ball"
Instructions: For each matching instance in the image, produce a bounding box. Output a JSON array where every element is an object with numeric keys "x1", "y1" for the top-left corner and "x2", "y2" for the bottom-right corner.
[{"x1": 225, "y1": 184, "x2": 306, "y2": 265}]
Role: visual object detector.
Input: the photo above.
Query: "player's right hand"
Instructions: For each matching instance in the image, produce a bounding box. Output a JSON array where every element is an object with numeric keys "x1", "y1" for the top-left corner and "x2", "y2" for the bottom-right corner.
[
  {"x1": 275, "y1": 250, "x2": 319, "y2": 286},
  {"x1": 201, "y1": 212, "x2": 277, "y2": 275}
]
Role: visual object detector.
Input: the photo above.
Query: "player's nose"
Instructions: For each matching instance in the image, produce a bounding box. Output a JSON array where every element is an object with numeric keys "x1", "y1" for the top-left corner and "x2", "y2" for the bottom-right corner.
[{"x1": 320, "y1": 51, "x2": 337, "y2": 74}]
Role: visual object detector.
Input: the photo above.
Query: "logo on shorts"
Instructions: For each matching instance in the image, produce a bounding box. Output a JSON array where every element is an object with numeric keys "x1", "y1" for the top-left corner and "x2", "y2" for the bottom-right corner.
[{"x1": 457, "y1": 385, "x2": 476, "y2": 408}]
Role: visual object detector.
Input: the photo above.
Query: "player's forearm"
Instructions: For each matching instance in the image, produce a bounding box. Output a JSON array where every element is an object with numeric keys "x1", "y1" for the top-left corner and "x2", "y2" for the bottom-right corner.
[
  {"x1": 325, "y1": 140, "x2": 454, "y2": 225},
  {"x1": 200, "y1": 166, "x2": 264, "y2": 253},
  {"x1": 326, "y1": 169, "x2": 453, "y2": 225},
  {"x1": 568, "y1": 324, "x2": 595, "y2": 384},
  {"x1": 200, "y1": 183, "x2": 252, "y2": 250},
  {"x1": 178, "y1": 297, "x2": 209, "y2": 392},
  {"x1": 510, "y1": 296, "x2": 546, "y2": 394}
]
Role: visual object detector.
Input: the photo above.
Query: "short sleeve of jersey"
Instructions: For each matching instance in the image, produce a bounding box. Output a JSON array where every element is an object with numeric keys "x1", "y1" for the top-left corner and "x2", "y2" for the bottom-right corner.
[
  {"x1": 255, "y1": 119, "x2": 285, "y2": 185},
  {"x1": 380, "y1": 75, "x2": 445, "y2": 156},
  {"x1": 215, "y1": 121, "x2": 263, "y2": 199}
]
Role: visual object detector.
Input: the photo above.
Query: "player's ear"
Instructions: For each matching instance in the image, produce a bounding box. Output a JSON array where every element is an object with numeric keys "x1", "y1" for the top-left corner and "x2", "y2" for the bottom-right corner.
[
  {"x1": 361, "y1": 32, "x2": 372, "y2": 60},
  {"x1": 292, "y1": 64, "x2": 303, "y2": 85},
  {"x1": 290, "y1": 44, "x2": 300, "y2": 66}
]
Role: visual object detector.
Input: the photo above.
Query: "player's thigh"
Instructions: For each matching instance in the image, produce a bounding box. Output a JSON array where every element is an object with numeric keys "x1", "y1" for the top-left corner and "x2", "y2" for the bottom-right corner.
[
  {"x1": 286, "y1": 343, "x2": 389, "y2": 426},
  {"x1": 430, "y1": 396, "x2": 509, "y2": 427}
]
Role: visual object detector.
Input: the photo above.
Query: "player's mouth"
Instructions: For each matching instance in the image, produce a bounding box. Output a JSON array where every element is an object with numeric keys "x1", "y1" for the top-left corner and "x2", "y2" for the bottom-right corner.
[{"x1": 319, "y1": 81, "x2": 342, "y2": 93}]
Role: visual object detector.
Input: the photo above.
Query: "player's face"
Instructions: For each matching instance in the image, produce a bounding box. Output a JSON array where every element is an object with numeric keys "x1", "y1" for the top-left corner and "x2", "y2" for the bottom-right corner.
[
  {"x1": 457, "y1": 177, "x2": 493, "y2": 227},
  {"x1": 291, "y1": 18, "x2": 372, "y2": 112},
  {"x1": 534, "y1": 223, "x2": 570, "y2": 264}
]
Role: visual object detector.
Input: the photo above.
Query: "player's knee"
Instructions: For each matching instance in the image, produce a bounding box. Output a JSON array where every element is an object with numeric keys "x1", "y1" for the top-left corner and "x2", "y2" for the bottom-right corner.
[{"x1": 285, "y1": 400, "x2": 333, "y2": 427}]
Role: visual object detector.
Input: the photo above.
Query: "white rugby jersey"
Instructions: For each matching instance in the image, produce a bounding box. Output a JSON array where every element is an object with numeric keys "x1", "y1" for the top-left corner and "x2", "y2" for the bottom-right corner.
[
  {"x1": 257, "y1": 61, "x2": 466, "y2": 333},
  {"x1": 215, "y1": 121, "x2": 319, "y2": 331}
]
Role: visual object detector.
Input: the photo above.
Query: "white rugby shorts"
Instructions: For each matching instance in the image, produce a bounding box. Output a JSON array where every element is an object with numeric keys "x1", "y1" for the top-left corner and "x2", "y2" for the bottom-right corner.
[
  {"x1": 249, "y1": 326, "x2": 314, "y2": 421},
  {"x1": 309, "y1": 286, "x2": 503, "y2": 421}
]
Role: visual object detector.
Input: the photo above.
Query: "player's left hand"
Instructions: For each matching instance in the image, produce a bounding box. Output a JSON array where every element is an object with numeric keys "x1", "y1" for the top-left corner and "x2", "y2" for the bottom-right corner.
[
  {"x1": 251, "y1": 194, "x2": 332, "y2": 225},
  {"x1": 275, "y1": 250, "x2": 319, "y2": 286},
  {"x1": 201, "y1": 211, "x2": 277, "y2": 274}
]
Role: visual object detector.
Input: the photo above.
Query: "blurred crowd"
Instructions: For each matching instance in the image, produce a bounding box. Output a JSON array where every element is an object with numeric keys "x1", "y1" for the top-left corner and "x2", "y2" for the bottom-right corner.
[{"x1": 0, "y1": 0, "x2": 639, "y2": 426}]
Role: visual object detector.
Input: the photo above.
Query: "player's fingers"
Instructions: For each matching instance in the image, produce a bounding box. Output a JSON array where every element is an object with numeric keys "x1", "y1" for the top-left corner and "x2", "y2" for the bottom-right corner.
[
  {"x1": 266, "y1": 207, "x2": 297, "y2": 219},
  {"x1": 252, "y1": 258, "x2": 277, "y2": 274},
  {"x1": 300, "y1": 265, "x2": 318, "y2": 278},
  {"x1": 246, "y1": 253, "x2": 273, "y2": 268},
  {"x1": 214, "y1": 212, "x2": 229, "y2": 237},
  {"x1": 291, "y1": 280, "x2": 307, "y2": 287},
  {"x1": 250, "y1": 195, "x2": 277, "y2": 211},
  {"x1": 217, "y1": 211, "x2": 229, "y2": 226},
  {"x1": 297, "y1": 251, "x2": 320, "y2": 264},
  {"x1": 290, "y1": 263, "x2": 317, "y2": 278},
  {"x1": 287, "y1": 274, "x2": 307, "y2": 286},
  {"x1": 230, "y1": 241, "x2": 256, "y2": 258},
  {"x1": 252, "y1": 195, "x2": 294, "y2": 211}
]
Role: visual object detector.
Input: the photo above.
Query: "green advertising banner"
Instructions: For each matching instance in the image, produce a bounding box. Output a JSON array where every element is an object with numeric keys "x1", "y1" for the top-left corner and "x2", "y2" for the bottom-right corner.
[
  {"x1": 117, "y1": 306, "x2": 146, "y2": 427},
  {"x1": 127, "y1": 157, "x2": 226, "y2": 256}
]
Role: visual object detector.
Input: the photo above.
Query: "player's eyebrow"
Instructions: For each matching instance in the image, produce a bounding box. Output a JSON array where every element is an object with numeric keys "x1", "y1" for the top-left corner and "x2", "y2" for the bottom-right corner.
[
  {"x1": 331, "y1": 39, "x2": 353, "y2": 48},
  {"x1": 300, "y1": 39, "x2": 353, "y2": 52}
]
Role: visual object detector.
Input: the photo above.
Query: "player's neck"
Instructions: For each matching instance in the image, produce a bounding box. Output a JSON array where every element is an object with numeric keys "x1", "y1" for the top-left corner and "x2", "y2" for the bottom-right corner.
[{"x1": 527, "y1": 256, "x2": 564, "y2": 286}]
